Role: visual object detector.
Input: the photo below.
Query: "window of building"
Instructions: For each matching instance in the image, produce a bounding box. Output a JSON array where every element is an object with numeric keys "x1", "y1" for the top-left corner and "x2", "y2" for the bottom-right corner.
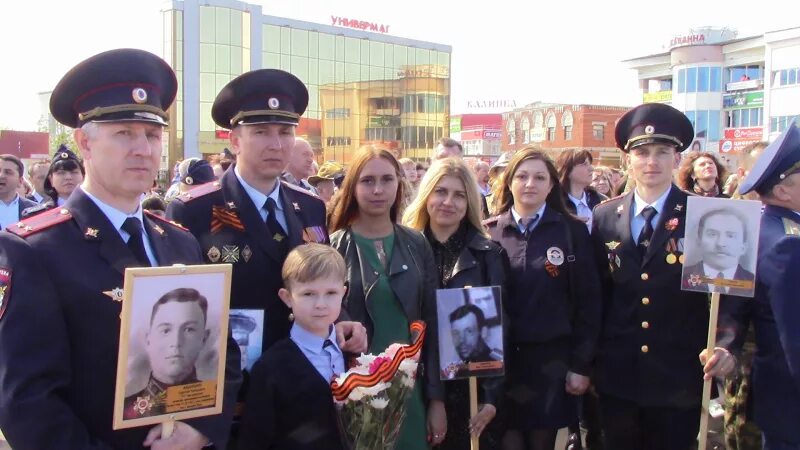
[
  {"x1": 678, "y1": 69, "x2": 686, "y2": 93},
  {"x1": 507, "y1": 118, "x2": 516, "y2": 145},
  {"x1": 533, "y1": 111, "x2": 544, "y2": 129},
  {"x1": 325, "y1": 108, "x2": 351, "y2": 119},
  {"x1": 727, "y1": 108, "x2": 763, "y2": 128},
  {"x1": 769, "y1": 115, "x2": 798, "y2": 133},
  {"x1": 698, "y1": 67, "x2": 709, "y2": 92},
  {"x1": 774, "y1": 67, "x2": 800, "y2": 87},
  {"x1": 710, "y1": 67, "x2": 722, "y2": 91},
  {"x1": 546, "y1": 112, "x2": 556, "y2": 142},
  {"x1": 592, "y1": 124, "x2": 605, "y2": 140},
  {"x1": 326, "y1": 137, "x2": 352, "y2": 146},
  {"x1": 686, "y1": 67, "x2": 697, "y2": 92},
  {"x1": 521, "y1": 117, "x2": 531, "y2": 144},
  {"x1": 561, "y1": 111, "x2": 573, "y2": 141},
  {"x1": 728, "y1": 65, "x2": 763, "y2": 83}
]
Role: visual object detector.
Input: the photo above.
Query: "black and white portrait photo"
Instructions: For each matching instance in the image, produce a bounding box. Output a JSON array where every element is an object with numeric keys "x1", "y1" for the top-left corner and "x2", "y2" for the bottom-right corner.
[
  {"x1": 437, "y1": 286, "x2": 504, "y2": 380},
  {"x1": 681, "y1": 197, "x2": 762, "y2": 297}
]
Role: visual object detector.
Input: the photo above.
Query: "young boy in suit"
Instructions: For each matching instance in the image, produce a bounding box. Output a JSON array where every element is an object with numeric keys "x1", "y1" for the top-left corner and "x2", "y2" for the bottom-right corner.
[{"x1": 238, "y1": 243, "x2": 348, "y2": 450}]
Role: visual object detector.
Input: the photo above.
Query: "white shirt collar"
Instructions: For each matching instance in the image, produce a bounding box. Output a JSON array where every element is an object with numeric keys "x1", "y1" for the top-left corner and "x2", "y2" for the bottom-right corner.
[
  {"x1": 567, "y1": 191, "x2": 588, "y2": 208},
  {"x1": 81, "y1": 187, "x2": 144, "y2": 234},
  {"x1": 633, "y1": 185, "x2": 672, "y2": 217},
  {"x1": 234, "y1": 166, "x2": 283, "y2": 212},
  {"x1": 290, "y1": 323, "x2": 340, "y2": 354},
  {"x1": 0, "y1": 194, "x2": 20, "y2": 207},
  {"x1": 702, "y1": 262, "x2": 737, "y2": 281},
  {"x1": 511, "y1": 203, "x2": 547, "y2": 226}
]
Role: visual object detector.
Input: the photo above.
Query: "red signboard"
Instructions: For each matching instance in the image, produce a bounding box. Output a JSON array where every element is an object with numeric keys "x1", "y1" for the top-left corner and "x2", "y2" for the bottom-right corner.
[
  {"x1": 720, "y1": 127, "x2": 764, "y2": 154},
  {"x1": 215, "y1": 129, "x2": 230, "y2": 139},
  {"x1": 460, "y1": 129, "x2": 502, "y2": 141}
]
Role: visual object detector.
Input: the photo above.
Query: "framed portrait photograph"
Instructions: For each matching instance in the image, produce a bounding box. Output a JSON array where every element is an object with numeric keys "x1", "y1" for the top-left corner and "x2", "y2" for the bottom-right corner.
[
  {"x1": 113, "y1": 264, "x2": 232, "y2": 430},
  {"x1": 680, "y1": 197, "x2": 762, "y2": 298},
  {"x1": 437, "y1": 286, "x2": 504, "y2": 380}
]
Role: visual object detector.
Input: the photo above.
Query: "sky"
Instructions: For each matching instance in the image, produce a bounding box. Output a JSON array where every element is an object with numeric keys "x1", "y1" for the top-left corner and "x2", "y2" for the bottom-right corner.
[{"x1": 0, "y1": 0, "x2": 797, "y2": 131}]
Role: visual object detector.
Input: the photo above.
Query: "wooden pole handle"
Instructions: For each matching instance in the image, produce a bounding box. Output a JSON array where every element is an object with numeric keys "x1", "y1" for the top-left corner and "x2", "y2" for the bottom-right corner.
[
  {"x1": 470, "y1": 376, "x2": 479, "y2": 450},
  {"x1": 698, "y1": 292, "x2": 721, "y2": 450}
]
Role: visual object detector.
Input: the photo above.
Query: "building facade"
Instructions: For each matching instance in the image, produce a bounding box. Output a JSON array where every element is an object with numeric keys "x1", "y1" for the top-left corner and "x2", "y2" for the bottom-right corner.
[
  {"x1": 162, "y1": 0, "x2": 451, "y2": 166},
  {"x1": 626, "y1": 26, "x2": 800, "y2": 164},
  {"x1": 449, "y1": 114, "x2": 503, "y2": 159},
  {"x1": 501, "y1": 103, "x2": 629, "y2": 166}
]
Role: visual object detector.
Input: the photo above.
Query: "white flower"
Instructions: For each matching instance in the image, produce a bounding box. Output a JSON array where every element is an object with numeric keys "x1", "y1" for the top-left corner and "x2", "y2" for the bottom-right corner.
[
  {"x1": 398, "y1": 359, "x2": 418, "y2": 377},
  {"x1": 400, "y1": 375, "x2": 415, "y2": 388},
  {"x1": 360, "y1": 381, "x2": 391, "y2": 397},
  {"x1": 348, "y1": 387, "x2": 366, "y2": 402},
  {"x1": 356, "y1": 353, "x2": 377, "y2": 367},
  {"x1": 369, "y1": 398, "x2": 389, "y2": 410}
]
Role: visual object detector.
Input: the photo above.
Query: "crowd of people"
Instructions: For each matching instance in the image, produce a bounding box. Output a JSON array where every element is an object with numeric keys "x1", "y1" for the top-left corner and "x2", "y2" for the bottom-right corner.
[{"x1": 1, "y1": 47, "x2": 799, "y2": 450}]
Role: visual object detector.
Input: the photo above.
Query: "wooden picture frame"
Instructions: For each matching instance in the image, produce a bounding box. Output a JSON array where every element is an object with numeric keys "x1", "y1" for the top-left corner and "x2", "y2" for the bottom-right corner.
[{"x1": 113, "y1": 264, "x2": 232, "y2": 430}]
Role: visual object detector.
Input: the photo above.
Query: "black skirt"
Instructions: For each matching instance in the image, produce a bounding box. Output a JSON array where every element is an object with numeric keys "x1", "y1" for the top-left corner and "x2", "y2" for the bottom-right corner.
[{"x1": 506, "y1": 339, "x2": 577, "y2": 430}]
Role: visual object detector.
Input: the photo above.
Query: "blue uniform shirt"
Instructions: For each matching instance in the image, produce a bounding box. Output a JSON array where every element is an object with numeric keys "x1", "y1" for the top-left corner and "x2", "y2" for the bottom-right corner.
[
  {"x1": 82, "y1": 188, "x2": 157, "y2": 266},
  {"x1": 630, "y1": 185, "x2": 672, "y2": 243},
  {"x1": 290, "y1": 323, "x2": 345, "y2": 383}
]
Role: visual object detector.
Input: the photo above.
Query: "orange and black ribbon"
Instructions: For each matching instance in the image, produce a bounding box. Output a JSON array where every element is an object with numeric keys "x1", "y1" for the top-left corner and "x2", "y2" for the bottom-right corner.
[
  {"x1": 331, "y1": 321, "x2": 425, "y2": 402},
  {"x1": 211, "y1": 205, "x2": 245, "y2": 234}
]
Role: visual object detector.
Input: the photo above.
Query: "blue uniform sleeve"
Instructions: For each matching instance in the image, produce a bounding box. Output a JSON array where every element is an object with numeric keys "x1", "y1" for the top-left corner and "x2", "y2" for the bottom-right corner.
[
  {"x1": 0, "y1": 234, "x2": 114, "y2": 450},
  {"x1": 568, "y1": 221, "x2": 603, "y2": 376},
  {"x1": 759, "y1": 236, "x2": 800, "y2": 392}
]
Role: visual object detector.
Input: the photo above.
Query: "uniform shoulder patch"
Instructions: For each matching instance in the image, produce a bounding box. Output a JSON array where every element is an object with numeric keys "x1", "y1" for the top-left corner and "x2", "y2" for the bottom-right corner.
[
  {"x1": 145, "y1": 210, "x2": 189, "y2": 232},
  {"x1": 20, "y1": 202, "x2": 53, "y2": 219},
  {"x1": 177, "y1": 181, "x2": 222, "y2": 203},
  {"x1": 782, "y1": 217, "x2": 800, "y2": 236},
  {"x1": 7, "y1": 207, "x2": 72, "y2": 238},
  {"x1": 281, "y1": 180, "x2": 321, "y2": 200},
  {"x1": 0, "y1": 267, "x2": 10, "y2": 321}
]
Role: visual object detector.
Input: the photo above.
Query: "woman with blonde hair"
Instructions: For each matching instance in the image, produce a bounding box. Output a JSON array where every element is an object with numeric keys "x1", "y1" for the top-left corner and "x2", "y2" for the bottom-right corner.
[
  {"x1": 484, "y1": 147, "x2": 601, "y2": 450},
  {"x1": 328, "y1": 145, "x2": 446, "y2": 448},
  {"x1": 403, "y1": 157, "x2": 509, "y2": 449}
]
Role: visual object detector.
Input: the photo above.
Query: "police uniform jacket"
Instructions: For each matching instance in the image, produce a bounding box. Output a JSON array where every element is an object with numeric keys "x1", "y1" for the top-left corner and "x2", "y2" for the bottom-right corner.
[
  {"x1": 330, "y1": 224, "x2": 444, "y2": 401},
  {"x1": 0, "y1": 188, "x2": 241, "y2": 450},
  {"x1": 591, "y1": 185, "x2": 710, "y2": 408},
  {"x1": 237, "y1": 338, "x2": 344, "y2": 450},
  {"x1": 166, "y1": 167, "x2": 329, "y2": 350},
  {"x1": 425, "y1": 224, "x2": 509, "y2": 406},
  {"x1": 750, "y1": 205, "x2": 800, "y2": 443},
  {"x1": 485, "y1": 206, "x2": 601, "y2": 375}
]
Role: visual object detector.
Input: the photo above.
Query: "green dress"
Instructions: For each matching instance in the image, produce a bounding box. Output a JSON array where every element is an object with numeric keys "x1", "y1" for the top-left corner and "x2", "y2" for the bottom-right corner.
[{"x1": 352, "y1": 231, "x2": 428, "y2": 450}]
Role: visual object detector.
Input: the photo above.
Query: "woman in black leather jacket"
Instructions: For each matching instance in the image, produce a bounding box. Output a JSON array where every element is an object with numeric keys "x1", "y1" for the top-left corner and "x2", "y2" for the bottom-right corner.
[
  {"x1": 328, "y1": 145, "x2": 446, "y2": 449},
  {"x1": 403, "y1": 157, "x2": 510, "y2": 449}
]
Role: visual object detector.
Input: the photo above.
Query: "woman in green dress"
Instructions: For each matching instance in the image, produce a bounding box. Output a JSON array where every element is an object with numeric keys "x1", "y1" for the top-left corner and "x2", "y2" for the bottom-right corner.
[{"x1": 329, "y1": 145, "x2": 446, "y2": 449}]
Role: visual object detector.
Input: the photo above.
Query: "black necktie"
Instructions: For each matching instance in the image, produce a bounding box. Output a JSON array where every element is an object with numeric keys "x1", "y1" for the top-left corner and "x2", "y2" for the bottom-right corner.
[
  {"x1": 637, "y1": 206, "x2": 657, "y2": 257},
  {"x1": 264, "y1": 198, "x2": 288, "y2": 257},
  {"x1": 122, "y1": 217, "x2": 151, "y2": 267},
  {"x1": 519, "y1": 213, "x2": 539, "y2": 239}
]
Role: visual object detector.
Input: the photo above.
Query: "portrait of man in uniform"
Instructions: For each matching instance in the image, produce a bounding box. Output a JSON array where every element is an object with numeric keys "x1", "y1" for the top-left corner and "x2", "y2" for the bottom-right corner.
[
  {"x1": 437, "y1": 286, "x2": 504, "y2": 380},
  {"x1": 681, "y1": 197, "x2": 761, "y2": 297}
]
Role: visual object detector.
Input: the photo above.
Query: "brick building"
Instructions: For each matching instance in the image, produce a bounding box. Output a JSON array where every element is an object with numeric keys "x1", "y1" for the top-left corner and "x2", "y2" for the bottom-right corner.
[
  {"x1": 0, "y1": 130, "x2": 49, "y2": 161},
  {"x1": 501, "y1": 102, "x2": 630, "y2": 166}
]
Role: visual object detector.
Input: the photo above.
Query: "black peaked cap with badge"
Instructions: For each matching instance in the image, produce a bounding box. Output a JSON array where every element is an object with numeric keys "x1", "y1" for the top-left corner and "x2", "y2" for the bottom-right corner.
[
  {"x1": 211, "y1": 69, "x2": 308, "y2": 129},
  {"x1": 49, "y1": 48, "x2": 177, "y2": 128},
  {"x1": 740, "y1": 118, "x2": 800, "y2": 195},
  {"x1": 615, "y1": 103, "x2": 695, "y2": 153}
]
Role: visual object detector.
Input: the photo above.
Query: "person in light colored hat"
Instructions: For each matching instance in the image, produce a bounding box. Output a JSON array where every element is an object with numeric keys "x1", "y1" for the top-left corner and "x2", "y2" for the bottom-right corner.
[
  {"x1": 307, "y1": 161, "x2": 344, "y2": 204},
  {"x1": 0, "y1": 48, "x2": 242, "y2": 450},
  {"x1": 738, "y1": 119, "x2": 800, "y2": 450},
  {"x1": 590, "y1": 103, "x2": 736, "y2": 450},
  {"x1": 177, "y1": 158, "x2": 215, "y2": 194}
]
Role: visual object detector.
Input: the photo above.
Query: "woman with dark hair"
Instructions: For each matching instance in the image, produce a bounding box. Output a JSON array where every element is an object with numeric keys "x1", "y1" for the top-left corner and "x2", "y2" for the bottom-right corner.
[
  {"x1": 484, "y1": 147, "x2": 601, "y2": 450},
  {"x1": 21, "y1": 145, "x2": 85, "y2": 218},
  {"x1": 403, "y1": 157, "x2": 509, "y2": 449},
  {"x1": 555, "y1": 149, "x2": 607, "y2": 232},
  {"x1": 676, "y1": 151, "x2": 728, "y2": 197},
  {"x1": 328, "y1": 145, "x2": 446, "y2": 449}
]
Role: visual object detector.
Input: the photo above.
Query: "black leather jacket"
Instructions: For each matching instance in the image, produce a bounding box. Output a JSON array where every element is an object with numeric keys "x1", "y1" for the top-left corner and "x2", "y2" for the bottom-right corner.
[{"x1": 330, "y1": 224, "x2": 444, "y2": 401}]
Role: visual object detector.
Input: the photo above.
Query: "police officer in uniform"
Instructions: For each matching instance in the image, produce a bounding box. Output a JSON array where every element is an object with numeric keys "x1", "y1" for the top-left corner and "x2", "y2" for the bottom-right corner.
[
  {"x1": 165, "y1": 70, "x2": 366, "y2": 399},
  {"x1": 0, "y1": 48, "x2": 241, "y2": 449},
  {"x1": 590, "y1": 103, "x2": 736, "y2": 450},
  {"x1": 739, "y1": 119, "x2": 800, "y2": 450}
]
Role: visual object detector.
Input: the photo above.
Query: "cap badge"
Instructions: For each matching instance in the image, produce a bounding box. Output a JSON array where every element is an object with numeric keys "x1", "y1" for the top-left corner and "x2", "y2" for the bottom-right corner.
[
  {"x1": 132, "y1": 87, "x2": 148, "y2": 104},
  {"x1": 267, "y1": 97, "x2": 280, "y2": 109},
  {"x1": 60, "y1": 152, "x2": 68, "y2": 159},
  {"x1": 185, "y1": 176, "x2": 194, "y2": 185},
  {"x1": 644, "y1": 125, "x2": 655, "y2": 135}
]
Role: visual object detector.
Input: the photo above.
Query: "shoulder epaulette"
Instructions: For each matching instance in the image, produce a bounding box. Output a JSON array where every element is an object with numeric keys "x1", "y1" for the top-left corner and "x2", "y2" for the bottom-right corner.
[
  {"x1": 281, "y1": 180, "x2": 321, "y2": 200},
  {"x1": 7, "y1": 207, "x2": 72, "y2": 238},
  {"x1": 176, "y1": 181, "x2": 222, "y2": 203},
  {"x1": 599, "y1": 194, "x2": 625, "y2": 205},
  {"x1": 782, "y1": 217, "x2": 800, "y2": 236},
  {"x1": 481, "y1": 216, "x2": 500, "y2": 227},
  {"x1": 144, "y1": 210, "x2": 189, "y2": 232}
]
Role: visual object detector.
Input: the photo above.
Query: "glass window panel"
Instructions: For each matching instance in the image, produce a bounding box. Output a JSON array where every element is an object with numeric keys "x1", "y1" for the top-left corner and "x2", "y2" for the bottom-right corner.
[
  {"x1": 200, "y1": 73, "x2": 215, "y2": 102},
  {"x1": 344, "y1": 63, "x2": 360, "y2": 82},
  {"x1": 264, "y1": 52, "x2": 280, "y2": 69},
  {"x1": 360, "y1": 40, "x2": 370, "y2": 64},
  {"x1": 280, "y1": 27, "x2": 291, "y2": 53},
  {"x1": 345, "y1": 37, "x2": 360, "y2": 63},
  {"x1": 242, "y1": 12, "x2": 250, "y2": 49},
  {"x1": 230, "y1": 10, "x2": 242, "y2": 47},
  {"x1": 686, "y1": 67, "x2": 697, "y2": 92},
  {"x1": 308, "y1": 59, "x2": 319, "y2": 85},
  {"x1": 751, "y1": 108, "x2": 761, "y2": 126},
  {"x1": 335, "y1": 36, "x2": 346, "y2": 61},
  {"x1": 308, "y1": 32, "x2": 319, "y2": 59},
  {"x1": 215, "y1": 7, "x2": 230, "y2": 45},
  {"x1": 370, "y1": 41, "x2": 384, "y2": 67},
  {"x1": 415, "y1": 48, "x2": 430, "y2": 65},
  {"x1": 318, "y1": 33, "x2": 334, "y2": 60},
  {"x1": 685, "y1": 110, "x2": 696, "y2": 128},
  {"x1": 292, "y1": 56, "x2": 309, "y2": 84},
  {"x1": 730, "y1": 67, "x2": 746, "y2": 83},
  {"x1": 790, "y1": 69, "x2": 798, "y2": 85},
  {"x1": 215, "y1": 74, "x2": 229, "y2": 96},
  {"x1": 384, "y1": 67, "x2": 395, "y2": 80},
  {"x1": 319, "y1": 59, "x2": 334, "y2": 85},
  {"x1": 199, "y1": 102, "x2": 214, "y2": 132},
  {"x1": 360, "y1": 65, "x2": 369, "y2": 82},
  {"x1": 383, "y1": 44, "x2": 394, "y2": 68},
  {"x1": 732, "y1": 110, "x2": 741, "y2": 128},
  {"x1": 709, "y1": 111, "x2": 720, "y2": 141},
  {"x1": 216, "y1": 45, "x2": 230, "y2": 73},
  {"x1": 200, "y1": 43, "x2": 215, "y2": 72},
  {"x1": 230, "y1": 47, "x2": 242, "y2": 75},
  {"x1": 264, "y1": 25, "x2": 280, "y2": 53},
  {"x1": 335, "y1": 61, "x2": 345, "y2": 83},
  {"x1": 291, "y1": 29, "x2": 309, "y2": 57},
  {"x1": 678, "y1": 69, "x2": 686, "y2": 93},
  {"x1": 307, "y1": 85, "x2": 319, "y2": 114},
  {"x1": 200, "y1": 6, "x2": 215, "y2": 43},
  {"x1": 370, "y1": 66, "x2": 383, "y2": 81},
  {"x1": 747, "y1": 65, "x2": 761, "y2": 80},
  {"x1": 394, "y1": 45, "x2": 407, "y2": 68},
  {"x1": 176, "y1": 45, "x2": 183, "y2": 72},
  {"x1": 280, "y1": 54, "x2": 291, "y2": 72},
  {"x1": 710, "y1": 67, "x2": 721, "y2": 92},
  {"x1": 697, "y1": 67, "x2": 709, "y2": 92},
  {"x1": 696, "y1": 110, "x2": 708, "y2": 136},
  {"x1": 438, "y1": 51, "x2": 450, "y2": 67}
]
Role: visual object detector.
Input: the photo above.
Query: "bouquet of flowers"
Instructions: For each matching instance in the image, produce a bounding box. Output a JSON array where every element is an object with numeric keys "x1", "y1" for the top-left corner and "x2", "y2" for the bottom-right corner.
[{"x1": 331, "y1": 321, "x2": 426, "y2": 450}]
